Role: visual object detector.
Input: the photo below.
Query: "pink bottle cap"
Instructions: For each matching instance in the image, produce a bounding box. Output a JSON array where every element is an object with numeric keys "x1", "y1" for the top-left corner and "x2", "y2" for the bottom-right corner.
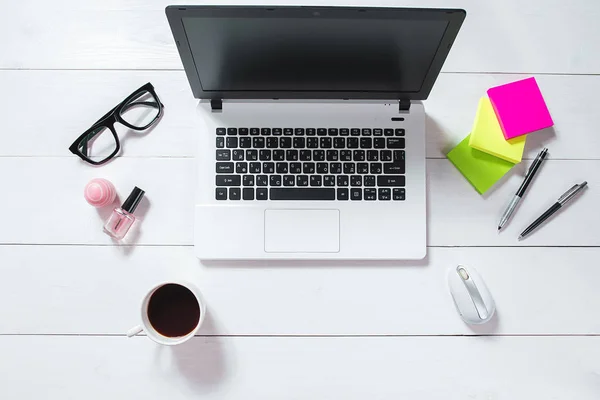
[{"x1": 84, "y1": 178, "x2": 117, "y2": 208}]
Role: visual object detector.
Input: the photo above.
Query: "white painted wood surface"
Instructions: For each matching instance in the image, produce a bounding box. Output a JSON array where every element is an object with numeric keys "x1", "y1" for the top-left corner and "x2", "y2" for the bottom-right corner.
[{"x1": 2, "y1": 0, "x2": 600, "y2": 398}]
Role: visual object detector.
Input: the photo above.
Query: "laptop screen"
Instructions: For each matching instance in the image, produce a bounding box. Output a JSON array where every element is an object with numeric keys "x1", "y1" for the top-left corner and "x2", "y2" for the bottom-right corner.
[{"x1": 182, "y1": 16, "x2": 449, "y2": 93}]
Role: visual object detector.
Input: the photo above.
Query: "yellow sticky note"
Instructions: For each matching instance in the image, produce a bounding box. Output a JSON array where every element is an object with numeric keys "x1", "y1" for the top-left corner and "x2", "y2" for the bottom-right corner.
[{"x1": 469, "y1": 97, "x2": 526, "y2": 163}]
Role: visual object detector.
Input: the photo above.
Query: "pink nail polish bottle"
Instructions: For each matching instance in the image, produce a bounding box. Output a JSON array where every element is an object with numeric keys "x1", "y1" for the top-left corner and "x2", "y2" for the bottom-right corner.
[
  {"x1": 84, "y1": 178, "x2": 117, "y2": 208},
  {"x1": 103, "y1": 187, "x2": 145, "y2": 240}
]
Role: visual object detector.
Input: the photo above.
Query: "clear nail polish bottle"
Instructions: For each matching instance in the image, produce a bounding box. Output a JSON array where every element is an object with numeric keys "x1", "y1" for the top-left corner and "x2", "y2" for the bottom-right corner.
[{"x1": 103, "y1": 187, "x2": 145, "y2": 240}]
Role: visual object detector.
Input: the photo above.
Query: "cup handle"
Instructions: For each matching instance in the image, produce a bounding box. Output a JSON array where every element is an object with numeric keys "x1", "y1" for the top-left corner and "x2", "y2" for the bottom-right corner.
[{"x1": 127, "y1": 325, "x2": 143, "y2": 338}]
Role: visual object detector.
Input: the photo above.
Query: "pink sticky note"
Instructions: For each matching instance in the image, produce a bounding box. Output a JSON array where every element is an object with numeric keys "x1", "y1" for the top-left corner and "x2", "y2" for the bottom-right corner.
[{"x1": 487, "y1": 77, "x2": 554, "y2": 140}]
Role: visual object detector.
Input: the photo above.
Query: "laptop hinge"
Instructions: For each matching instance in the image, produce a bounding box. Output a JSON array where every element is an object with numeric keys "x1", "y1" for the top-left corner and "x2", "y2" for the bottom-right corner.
[
  {"x1": 399, "y1": 99, "x2": 411, "y2": 113},
  {"x1": 211, "y1": 99, "x2": 223, "y2": 112}
]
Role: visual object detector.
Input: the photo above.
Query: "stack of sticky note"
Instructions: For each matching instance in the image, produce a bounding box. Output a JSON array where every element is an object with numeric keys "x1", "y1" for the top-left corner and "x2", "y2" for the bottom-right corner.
[{"x1": 447, "y1": 77, "x2": 553, "y2": 194}]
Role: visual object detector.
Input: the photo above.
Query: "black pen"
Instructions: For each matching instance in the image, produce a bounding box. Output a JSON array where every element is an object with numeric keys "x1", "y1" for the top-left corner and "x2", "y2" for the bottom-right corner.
[
  {"x1": 519, "y1": 181, "x2": 588, "y2": 240},
  {"x1": 498, "y1": 148, "x2": 548, "y2": 231}
]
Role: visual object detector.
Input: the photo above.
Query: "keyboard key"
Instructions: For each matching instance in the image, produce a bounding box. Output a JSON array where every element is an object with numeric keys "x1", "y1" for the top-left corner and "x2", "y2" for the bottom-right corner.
[
  {"x1": 232, "y1": 149, "x2": 244, "y2": 161},
  {"x1": 350, "y1": 175, "x2": 362, "y2": 186},
  {"x1": 283, "y1": 175, "x2": 295, "y2": 186},
  {"x1": 216, "y1": 187, "x2": 227, "y2": 200},
  {"x1": 364, "y1": 175, "x2": 376, "y2": 187},
  {"x1": 340, "y1": 128, "x2": 350, "y2": 136},
  {"x1": 340, "y1": 150, "x2": 352, "y2": 161},
  {"x1": 290, "y1": 162, "x2": 302, "y2": 174},
  {"x1": 243, "y1": 175, "x2": 254, "y2": 186},
  {"x1": 328, "y1": 128, "x2": 339, "y2": 136},
  {"x1": 297, "y1": 175, "x2": 309, "y2": 186},
  {"x1": 362, "y1": 128, "x2": 372, "y2": 136},
  {"x1": 393, "y1": 188, "x2": 406, "y2": 201},
  {"x1": 333, "y1": 138, "x2": 345, "y2": 149},
  {"x1": 387, "y1": 138, "x2": 405, "y2": 149},
  {"x1": 313, "y1": 150, "x2": 325, "y2": 161},
  {"x1": 280, "y1": 137, "x2": 292, "y2": 148},
  {"x1": 246, "y1": 150, "x2": 258, "y2": 161},
  {"x1": 310, "y1": 175, "x2": 322, "y2": 186},
  {"x1": 306, "y1": 128, "x2": 316, "y2": 136},
  {"x1": 360, "y1": 138, "x2": 372, "y2": 148},
  {"x1": 270, "y1": 188, "x2": 335, "y2": 200},
  {"x1": 253, "y1": 137, "x2": 265, "y2": 148},
  {"x1": 378, "y1": 188, "x2": 391, "y2": 200},
  {"x1": 303, "y1": 162, "x2": 315, "y2": 174},
  {"x1": 263, "y1": 162, "x2": 275, "y2": 174},
  {"x1": 307, "y1": 137, "x2": 319, "y2": 148},
  {"x1": 216, "y1": 162, "x2": 234, "y2": 173},
  {"x1": 364, "y1": 188, "x2": 377, "y2": 200},
  {"x1": 367, "y1": 150, "x2": 379, "y2": 161},
  {"x1": 357, "y1": 163, "x2": 369, "y2": 174},
  {"x1": 273, "y1": 150, "x2": 285, "y2": 161},
  {"x1": 227, "y1": 128, "x2": 237, "y2": 135},
  {"x1": 226, "y1": 137, "x2": 238, "y2": 148},
  {"x1": 394, "y1": 150, "x2": 405, "y2": 162},
  {"x1": 374, "y1": 138, "x2": 386, "y2": 149},
  {"x1": 243, "y1": 188, "x2": 254, "y2": 200},
  {"x1": 250, "y1": 128, "x2": 260, "y2": 135},
  {"x1": 326, "y1": 150, "x2": 339, "y2": 161},
  {"x1": 276, "y1": 162, "x2": 289, "y2": 174},
  {"x1": 337, "y1": 188, "x2": 349, "y2": 200},
  {"x1": 317, "y1": 128, "x2": 327, "y2": 136},
  {"x1": 330, "y1": 163, "x2": 342, "y2": 174},
  {"x1": 239, "y1": 128, "x2": 249, "y2": 135},
  {"x1": 384, "y1": 162, "x2": 405, "y2": 174},
  {"x1": 270, "y1": 175, "x2": 282, "y2": 187},
  {"x1": 256, "y1": 188, "x2": 268, "y2": 200},
  {"x1": 261, "y1": 128, "x2": 271, "y2": 136},
  {"x1": 373, "y1": 128, "x2": 383, "y2": 136},
  {"x1": 351, "y1": 128, "x2": 361, "y2": 136},
  {"x1": 216, "y1": 150, "x2": 230, "y2": 161},
  {"x1": 216, "y1": 137, "x2": 225, "y2": 148},
  {"x1": 293, "y1": 137, "x2": 306, "y2": 148},
  {"x1": 284, "y1": 128, "x2": 294, "y2": 136},
  {"x1": 272, "y1": 128, "x2": 282, "y2": 136},
  {"x1": 235, "y1": 162, "x2": 248, "y2": 174},
  {"x1": 370, "y1": 163, "x2": 382, "y2": 174},
  {"x1": 240, "y1": 137, "x2": 252, "y2": 148},
  {"x1": 337, "y1": 175, "x2": 349, "y2": 187},
  {"x1": 351, "y1": 188, "x2": 362, "y2": 200},
  {"x1": 347, "y1": 138, "x2": 359, "y2": 149},
  {"x1": 320, "y1": 137, "x2": 332, "y2": 148},
  {"x1": 343, "y1": 163, "x2": 355, "y2": 174},
  {"x1": 323, "y1": 175, "x2": 335, "y2": 186},
  {"x1": 384, "y1": 128, "x2": 394, "y2": 137},
  {"x1": 353, "y1": 150, "x2": 365, "y2": 161},
  {"x1": 259, "y1": 150, "x2": 271, "y2": 161},
  {"x1": 256, "y1": 175, "x2": 268, "y2": 186},
  {"x1": 295, "y1": 128, "x2": 305, "y2": 136},
  {"x1": 395, "y1": 128, "x2": 405, "y2": 136},
  {"x1": 380, "y1": 150, "x2": 392, "y2": 161},
  {"x1": 317, "y1": 163, "x2": 329, "y2": 174},
  {"x1": 229, "y1": 188, "x2": 241, "y2": 200},
  {"x1": 250, "y1": 162, "x2": 261, "y2": 174},
  {"x1": 300, "y1": 150, "x2": 312, "y2": 161},
  {"x1": 286, "y1": 150, "x2": 298, "y2": 161},
  {"x1": 216, "y1": 128, "x2": 226, "y2": 135},
  {"x1": 377, "y1": 175, "x2": 405, "y2": 187},
  {"x1": 266, "y1": 137, "x2": 278, "y2": 148}
]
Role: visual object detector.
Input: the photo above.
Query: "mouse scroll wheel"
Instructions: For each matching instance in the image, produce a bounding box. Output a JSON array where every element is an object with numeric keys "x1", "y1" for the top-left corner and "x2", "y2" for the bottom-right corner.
[{"x1": 458, "y1": 267, "x2": 470, "y2": 280}]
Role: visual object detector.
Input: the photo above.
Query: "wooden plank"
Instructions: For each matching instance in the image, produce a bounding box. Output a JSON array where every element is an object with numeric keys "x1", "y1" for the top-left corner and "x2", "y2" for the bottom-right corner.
[
  {"x1": 0, "y1": 335, "x2": 598, "y2": 399},
  {"x1": 0, "y1": 158, "x2": 595, "y2": 246},
  {"x1": 1, "y1": 245, "x2": 600, "y2": 335},
  {"x1": 1, "y1": 70, "x2": 599, "y2": 160},
  {"x1": 2, "y1": 0, "x2": 600, "y2": 74}
]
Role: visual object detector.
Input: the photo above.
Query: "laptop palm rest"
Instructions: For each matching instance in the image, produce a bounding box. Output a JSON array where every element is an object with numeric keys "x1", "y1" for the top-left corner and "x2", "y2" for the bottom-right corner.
[{"x1": 264, "y1": 209, "x2": 340, "y2": 253}]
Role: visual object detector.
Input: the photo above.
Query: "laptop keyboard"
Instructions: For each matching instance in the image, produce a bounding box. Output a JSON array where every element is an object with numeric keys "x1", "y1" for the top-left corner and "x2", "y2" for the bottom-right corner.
[{"x1": 214, "y1": 127, "x2": 406, "y2": 201}]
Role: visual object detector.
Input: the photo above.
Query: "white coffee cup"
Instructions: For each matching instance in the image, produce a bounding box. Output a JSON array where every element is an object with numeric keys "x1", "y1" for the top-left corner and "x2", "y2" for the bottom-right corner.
[{"x1": 127, "y1": 280, "x2": 206, "y2": 346}]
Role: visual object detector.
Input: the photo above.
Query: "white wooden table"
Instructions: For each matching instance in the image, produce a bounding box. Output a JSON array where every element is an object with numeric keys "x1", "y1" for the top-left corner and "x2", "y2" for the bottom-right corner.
[{"x1": 1, "y1": 1, "x2": 599, "y2": 398}]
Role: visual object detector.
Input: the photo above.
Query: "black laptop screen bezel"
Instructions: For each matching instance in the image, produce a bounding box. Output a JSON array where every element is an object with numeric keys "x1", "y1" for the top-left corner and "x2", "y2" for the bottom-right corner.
[{"x1": 166, "y1": 6, "x2": 466, "y2": 101}]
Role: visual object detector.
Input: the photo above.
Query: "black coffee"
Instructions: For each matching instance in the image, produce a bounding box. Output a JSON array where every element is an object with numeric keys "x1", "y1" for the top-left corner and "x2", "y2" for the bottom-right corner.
[{"x1": 147, "y1": 284, "x2": 200, "y2": 337}]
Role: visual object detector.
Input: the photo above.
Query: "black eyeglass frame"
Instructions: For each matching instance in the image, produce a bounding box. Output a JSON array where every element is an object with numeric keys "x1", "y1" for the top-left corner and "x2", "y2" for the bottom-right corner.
[{"x1": 68, "y1": 82, "x2": 164, "y2": 165}]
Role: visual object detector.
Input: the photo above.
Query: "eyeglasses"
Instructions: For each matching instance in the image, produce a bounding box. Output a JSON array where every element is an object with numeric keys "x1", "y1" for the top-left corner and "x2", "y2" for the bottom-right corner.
[{"x1": 69, "y1": 82, "x2": 164, "y2": 165}]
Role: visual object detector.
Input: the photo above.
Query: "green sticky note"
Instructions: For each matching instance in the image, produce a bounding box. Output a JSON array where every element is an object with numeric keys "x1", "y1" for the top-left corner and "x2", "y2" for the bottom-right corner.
[{"x1": 447, "y1": 134, "x2": 515, "y2": 194}]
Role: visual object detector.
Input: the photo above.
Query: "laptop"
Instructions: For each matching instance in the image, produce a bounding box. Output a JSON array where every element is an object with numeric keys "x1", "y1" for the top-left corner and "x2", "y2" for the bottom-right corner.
[{"x1": 166, "y1": 6, "x2": 465, "y2": 260}]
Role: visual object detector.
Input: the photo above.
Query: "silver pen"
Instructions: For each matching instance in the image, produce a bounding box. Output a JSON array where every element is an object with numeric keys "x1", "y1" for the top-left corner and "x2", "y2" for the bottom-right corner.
[{"x1": 498, "y1": 148, "x2": 548, "y2": 231}]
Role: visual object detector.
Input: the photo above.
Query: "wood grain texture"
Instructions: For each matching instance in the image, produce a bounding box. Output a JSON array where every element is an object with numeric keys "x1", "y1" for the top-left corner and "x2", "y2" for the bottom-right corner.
[
  {"x1": 2, "y1": 0, "x2": 600, "y2": 73},
  {"x1": 1, "y1": 336, "x2": 599, "y2": 399},
  {"x1": 1, "y1": 245, "x2": 600, "y2": 335}
]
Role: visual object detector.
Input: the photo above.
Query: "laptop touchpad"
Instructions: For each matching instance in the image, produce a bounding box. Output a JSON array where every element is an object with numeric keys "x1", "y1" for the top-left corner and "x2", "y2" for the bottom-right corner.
[{"x1": 264, "y1": 209, "x2": 340, "y2": 253}]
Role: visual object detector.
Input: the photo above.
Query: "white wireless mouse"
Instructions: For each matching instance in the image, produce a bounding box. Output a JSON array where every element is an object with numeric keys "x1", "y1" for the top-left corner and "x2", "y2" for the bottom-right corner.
[{"x1": 448, "y1": 265, "x2": 496, "y2": 325}]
